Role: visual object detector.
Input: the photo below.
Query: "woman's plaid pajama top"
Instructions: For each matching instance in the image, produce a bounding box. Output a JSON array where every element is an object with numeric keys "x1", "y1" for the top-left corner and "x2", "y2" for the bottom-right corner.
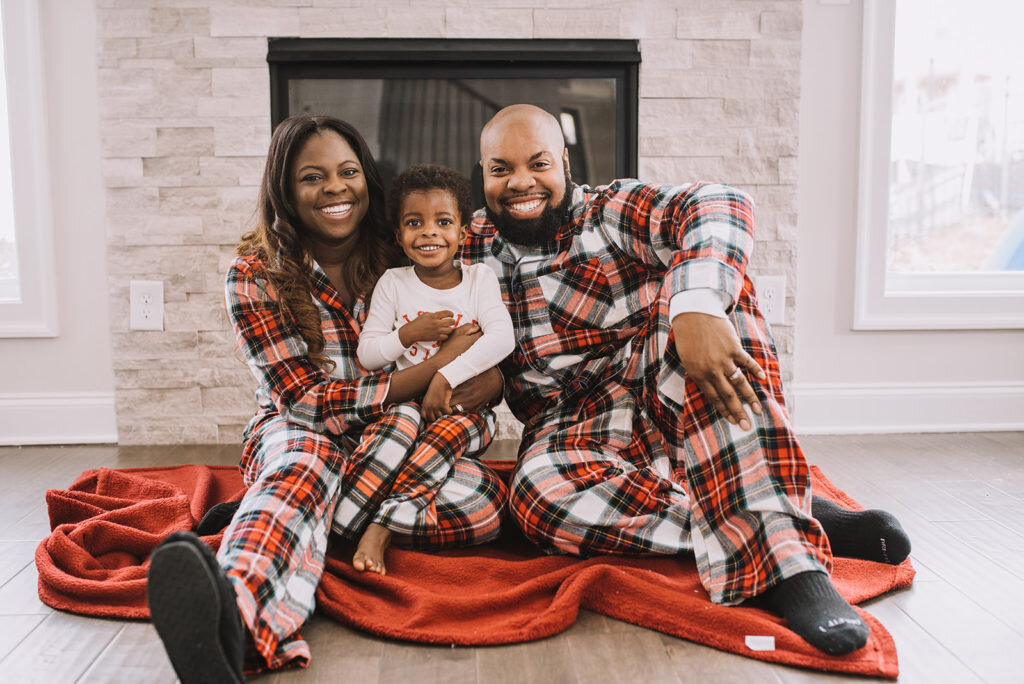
[
  {"x1": 460, "y1": 180, "x2": 832, "y2": 606},
  {"x1": 222, "y1": 254, "x2": 506, "y2": 670}
]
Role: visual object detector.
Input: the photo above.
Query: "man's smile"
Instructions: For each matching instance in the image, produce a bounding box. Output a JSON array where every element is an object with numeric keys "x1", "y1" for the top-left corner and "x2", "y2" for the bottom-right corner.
[{"x1": 502, "y1": 194, "x2": 548, "y2": 218}]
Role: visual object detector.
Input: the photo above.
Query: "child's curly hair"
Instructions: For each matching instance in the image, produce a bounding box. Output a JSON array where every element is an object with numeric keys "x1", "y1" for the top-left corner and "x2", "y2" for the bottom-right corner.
[{"x1": 388, "y1": 164, "x2": 474, "y2": 229}]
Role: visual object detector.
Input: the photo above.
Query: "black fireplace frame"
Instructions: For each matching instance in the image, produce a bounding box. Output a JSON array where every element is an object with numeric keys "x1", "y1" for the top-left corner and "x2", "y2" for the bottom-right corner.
[{"x1": 266, "y1": 38, "x2": 640, "y2": 179}]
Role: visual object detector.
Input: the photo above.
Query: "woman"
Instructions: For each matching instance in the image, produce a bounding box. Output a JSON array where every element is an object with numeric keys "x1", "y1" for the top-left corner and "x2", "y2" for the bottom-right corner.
[{"x1": 146, "y1": 115, "x2": 507, "y2": 683}]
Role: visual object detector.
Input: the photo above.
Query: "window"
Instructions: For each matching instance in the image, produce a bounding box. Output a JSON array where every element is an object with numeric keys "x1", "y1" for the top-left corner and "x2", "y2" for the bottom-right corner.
[
  {"x1": 854, "y1": 0, "x2": 1024, "y2": 329},
  {"x1": 0, "y1": 9, "x2": 17, "y2": 303},
  {"x1": 268, "y1": 39, "x2": 639, "y2": 206},
  {"x1": 0, "y1": 0, "x2": 57, "y2": 337}
]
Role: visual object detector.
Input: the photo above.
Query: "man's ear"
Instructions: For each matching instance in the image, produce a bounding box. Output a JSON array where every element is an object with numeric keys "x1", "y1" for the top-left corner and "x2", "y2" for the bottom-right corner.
[{"x1": 562, "y1": 148, "x2": 572, "y2": 180}]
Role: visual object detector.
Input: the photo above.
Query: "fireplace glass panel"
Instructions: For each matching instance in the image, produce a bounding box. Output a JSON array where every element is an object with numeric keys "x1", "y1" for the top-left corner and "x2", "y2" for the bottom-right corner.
[{"x1": 288, "y1": 77, "x2": 618, "y2": 191}]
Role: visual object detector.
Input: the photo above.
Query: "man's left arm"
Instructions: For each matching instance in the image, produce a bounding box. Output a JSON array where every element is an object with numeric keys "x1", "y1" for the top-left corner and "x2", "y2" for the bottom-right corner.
[{"x1": 600, "y1": 181, "x2": 766, "y2": 429}]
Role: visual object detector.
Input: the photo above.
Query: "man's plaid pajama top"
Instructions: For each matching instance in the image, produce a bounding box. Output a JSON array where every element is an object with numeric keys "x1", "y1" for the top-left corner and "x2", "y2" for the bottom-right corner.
[{"x1": 460, "y1": 179, "x2": 833, "y2": 605}]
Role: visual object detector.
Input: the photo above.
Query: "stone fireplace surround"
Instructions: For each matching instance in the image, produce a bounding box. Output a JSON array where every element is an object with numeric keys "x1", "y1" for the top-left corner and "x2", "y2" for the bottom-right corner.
[{"x1": 97, "y1": 1, "x2": 802, "y2": 445}]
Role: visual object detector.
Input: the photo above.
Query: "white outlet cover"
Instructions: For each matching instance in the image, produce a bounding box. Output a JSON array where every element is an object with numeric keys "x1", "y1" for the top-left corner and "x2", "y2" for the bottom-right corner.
[
  {"x1": 130, "y1": 280, "x2": 164, "y2": 331},
  {"x1": 754, "y1": 275, "x2": 786, "y2": 325}
]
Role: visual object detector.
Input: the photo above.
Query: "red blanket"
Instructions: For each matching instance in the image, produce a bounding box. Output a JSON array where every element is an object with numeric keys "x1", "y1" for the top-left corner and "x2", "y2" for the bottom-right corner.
[{"x1": 37, "y1": 463, "x2": 913, "y2": 679}]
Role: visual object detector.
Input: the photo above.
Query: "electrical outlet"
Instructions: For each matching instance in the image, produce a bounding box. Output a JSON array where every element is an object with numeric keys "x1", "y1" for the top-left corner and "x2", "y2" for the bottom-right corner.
[
  {"x1": 755, "y1": 275, "x2": 786, "y2": 325},
  {"x1": 130, "y1": 280, "x2": 164, "y2": 331}
]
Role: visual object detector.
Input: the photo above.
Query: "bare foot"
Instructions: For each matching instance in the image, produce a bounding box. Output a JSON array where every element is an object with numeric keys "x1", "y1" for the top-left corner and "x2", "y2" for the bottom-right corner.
[{"x1": 353, "y1": 522, "x2": 392, "y2": 575}]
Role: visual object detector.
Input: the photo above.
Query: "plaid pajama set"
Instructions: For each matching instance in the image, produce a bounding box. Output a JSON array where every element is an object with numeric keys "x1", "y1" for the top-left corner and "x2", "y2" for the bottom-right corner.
[
  {"x1": 461, "y1": 180, "x2": 833, "y2": 606},
  {"x1": 221, "y1": 255, "x2": 506, "y2": 669}
]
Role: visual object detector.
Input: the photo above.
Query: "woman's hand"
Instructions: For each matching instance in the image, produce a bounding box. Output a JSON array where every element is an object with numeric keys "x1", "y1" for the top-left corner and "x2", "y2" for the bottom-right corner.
[
  {"x1": 449, "y1": 367, "x2": 503, "y2": 413},
  {"x1": 398, "y1": 310, "x2": 456, "y2": 347},
  {"x1": 671, "y1": 312, "x2": 766, "y2": 431}
]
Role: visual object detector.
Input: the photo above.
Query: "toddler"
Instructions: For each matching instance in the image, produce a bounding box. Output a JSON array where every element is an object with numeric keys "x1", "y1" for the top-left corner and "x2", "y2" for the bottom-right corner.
[{"x1": 354, "y1": 164, "x2": 514, "y2": 573}]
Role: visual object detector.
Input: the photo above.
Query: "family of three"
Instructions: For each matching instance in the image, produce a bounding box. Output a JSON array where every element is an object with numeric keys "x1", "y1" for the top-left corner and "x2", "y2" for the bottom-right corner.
[{"x1": 145, "y1": 105, "x2": 911, "y2": 683}]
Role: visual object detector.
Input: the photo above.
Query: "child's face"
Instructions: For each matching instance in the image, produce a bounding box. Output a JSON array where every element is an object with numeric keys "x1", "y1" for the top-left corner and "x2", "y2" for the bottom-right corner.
[{"x1": 396, "y1": 189, "x2": 467, "y2": 274}]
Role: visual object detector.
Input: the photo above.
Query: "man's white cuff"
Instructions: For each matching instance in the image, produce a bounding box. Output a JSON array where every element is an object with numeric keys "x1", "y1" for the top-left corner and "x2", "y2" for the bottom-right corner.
[{"x1": 669, "y1": 288, "x2": 730, "y2": 321}]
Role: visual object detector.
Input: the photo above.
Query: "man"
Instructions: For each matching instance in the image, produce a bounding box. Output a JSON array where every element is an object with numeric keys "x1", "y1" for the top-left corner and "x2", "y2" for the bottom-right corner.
[{"x1": 461, "y1": 104, "x2": 910, "y2": 655}]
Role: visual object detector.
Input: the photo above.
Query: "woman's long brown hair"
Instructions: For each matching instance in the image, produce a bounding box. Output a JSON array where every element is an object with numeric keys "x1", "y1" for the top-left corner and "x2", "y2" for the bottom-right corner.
[{"x1": 237, "y1": 115, "x2": 398, "y2": 370}]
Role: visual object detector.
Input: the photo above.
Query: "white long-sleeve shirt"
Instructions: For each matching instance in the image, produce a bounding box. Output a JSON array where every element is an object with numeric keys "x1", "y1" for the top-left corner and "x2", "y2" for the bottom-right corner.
[{"x1": 357, "y1": 263, "x2": 515, "y2": 388}]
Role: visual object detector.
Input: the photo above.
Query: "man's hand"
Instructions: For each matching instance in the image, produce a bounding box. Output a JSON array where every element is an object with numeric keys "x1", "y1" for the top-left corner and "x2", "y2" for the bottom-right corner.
[
  {"x1": 398, "y1": 310, "x2": 456, "y2": 347},
  {"x1": 672, "y1": 312, "x2": 766, "y2": 431},
  {"x1": 449, "y1": 367, "x2": 503, "y2": 413},
  {"x1": 421, "y1": 373, "x2": 453, "y2": 422}
]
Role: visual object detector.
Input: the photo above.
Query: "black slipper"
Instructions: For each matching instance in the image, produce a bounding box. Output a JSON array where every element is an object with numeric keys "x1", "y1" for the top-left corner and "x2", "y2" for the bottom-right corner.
[
  {"x1": 195, "y1": 499, "x2": 243, "y2": 536},
  {"x1": 147, "y1": 531, "x2": 246, "y2": 684}
]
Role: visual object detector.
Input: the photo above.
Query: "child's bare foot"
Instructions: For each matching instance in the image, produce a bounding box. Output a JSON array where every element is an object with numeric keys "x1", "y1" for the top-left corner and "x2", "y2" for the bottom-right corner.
[{"x1": 353, "y1": 522, "x2": 392, "y2": 575}]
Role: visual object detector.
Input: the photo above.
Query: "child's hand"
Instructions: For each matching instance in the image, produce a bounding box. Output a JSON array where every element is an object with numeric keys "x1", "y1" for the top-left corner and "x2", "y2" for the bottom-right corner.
[
  {"x1": 399, "y1": 310, "x2": 456, "y2": 347},
  {"x1": 421, "y1": 373, "x2": 453, "y2": 422},
  {"x1": 439, "y1": 322, "x2": 481, "y2": 358}
]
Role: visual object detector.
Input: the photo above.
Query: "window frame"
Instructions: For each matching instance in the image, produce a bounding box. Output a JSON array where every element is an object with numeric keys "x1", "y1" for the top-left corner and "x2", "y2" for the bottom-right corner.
[
  {"x1": 0, "y1": 0, "x2": 57, "y2": 337},
  {"x1": 854, "y1": 0, "x2": 1024, "y2": 330}
]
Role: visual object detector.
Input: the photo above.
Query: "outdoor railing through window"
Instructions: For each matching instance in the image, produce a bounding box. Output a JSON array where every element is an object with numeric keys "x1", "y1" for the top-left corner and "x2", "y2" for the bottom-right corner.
[{"x1": 887, "y1": 0, "x2": 1024, "y2": 275}]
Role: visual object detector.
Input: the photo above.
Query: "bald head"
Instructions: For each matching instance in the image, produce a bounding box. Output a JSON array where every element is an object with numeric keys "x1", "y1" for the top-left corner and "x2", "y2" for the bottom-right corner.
[{"x1": 480, "y1": 104, "x2": 566, "y2": 161}]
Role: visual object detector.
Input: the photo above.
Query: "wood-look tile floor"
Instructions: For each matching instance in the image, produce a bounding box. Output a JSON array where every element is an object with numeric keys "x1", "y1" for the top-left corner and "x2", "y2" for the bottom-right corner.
[{"x1": 0, "y1": 433, "x2": 1021, "y2": 683}]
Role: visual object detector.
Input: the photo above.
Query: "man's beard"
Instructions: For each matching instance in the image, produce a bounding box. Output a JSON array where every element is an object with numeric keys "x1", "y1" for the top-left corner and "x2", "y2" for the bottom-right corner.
[{"x1": 485, "y1": 175, "x2": 573, "y2": 248}]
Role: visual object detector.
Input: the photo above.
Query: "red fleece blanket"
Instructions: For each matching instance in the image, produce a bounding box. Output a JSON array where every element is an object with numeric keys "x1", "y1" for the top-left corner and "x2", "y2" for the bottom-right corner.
[{"x1": 36, "y1": 463, "x2": 913, "y2": 679}]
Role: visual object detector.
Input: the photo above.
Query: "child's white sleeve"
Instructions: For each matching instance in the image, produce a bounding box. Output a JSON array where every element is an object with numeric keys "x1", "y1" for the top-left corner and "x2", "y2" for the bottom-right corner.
[
  {"x1": 356, "y1": 271, "x2": 408, "y2": 370},
  {"x1": 437, "y1": 266, "x2": 514, "y2": 388}
]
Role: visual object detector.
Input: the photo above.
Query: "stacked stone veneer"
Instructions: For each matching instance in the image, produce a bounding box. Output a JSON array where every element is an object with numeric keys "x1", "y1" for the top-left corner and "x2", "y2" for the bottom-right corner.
[{"x1": 97, "y1": 0, "x2": 802, "y2": 445}]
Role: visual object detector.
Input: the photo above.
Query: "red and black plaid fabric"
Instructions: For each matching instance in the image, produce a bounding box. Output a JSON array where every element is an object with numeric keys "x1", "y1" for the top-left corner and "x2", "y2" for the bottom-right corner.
[
  {"x1": 222, "y1": 255, "x2": 507, "y2": 668},
  {"x1": 226, "y1": 255, "x2": 391, "y2": 435},
  {"x1": 460, "y1": 180, "x2": 832, "y2": 604}
]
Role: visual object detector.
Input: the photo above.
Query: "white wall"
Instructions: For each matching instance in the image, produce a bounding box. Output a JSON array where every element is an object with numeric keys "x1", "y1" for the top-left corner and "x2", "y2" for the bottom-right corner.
[
  {"x1": 794, "y1": 0, "x2": 1024, "y2": 433},
  {"x1": 4, "y1": 0, "x2": 1020, "y2": 445},
  {"x1": 0, "y1": 0, "x2": 116, "y2": 444}
]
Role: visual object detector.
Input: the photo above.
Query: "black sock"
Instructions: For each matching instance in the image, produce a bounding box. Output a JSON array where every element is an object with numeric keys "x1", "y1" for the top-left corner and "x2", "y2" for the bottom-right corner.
[
  {"x1": 196, "y1": 499, "x2": 243, "y2": 536},
  {"x1": 812, "y1": 496, "x2": 911, "y2": 565},
  {"x1": 764, "y1": 570, "x2": 869, "y2": 655}
]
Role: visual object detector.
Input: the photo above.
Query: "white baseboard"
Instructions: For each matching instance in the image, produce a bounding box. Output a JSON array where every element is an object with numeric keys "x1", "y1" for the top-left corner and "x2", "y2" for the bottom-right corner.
[
  {"x1": 2, "y1": 385, "x2": 1017, "y2": 444},
  {"x1": 0, "y1": 392, "x2": 118, "y2": 445},
  {"x1": 792, "y1": 381, "x2": 1024, "y2": 434}
]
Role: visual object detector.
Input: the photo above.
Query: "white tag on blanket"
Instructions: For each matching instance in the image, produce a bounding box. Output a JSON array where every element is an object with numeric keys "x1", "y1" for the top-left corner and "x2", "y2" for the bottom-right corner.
[{"x1": 745, "y1": 635, "x2": 776, "y2": 651}]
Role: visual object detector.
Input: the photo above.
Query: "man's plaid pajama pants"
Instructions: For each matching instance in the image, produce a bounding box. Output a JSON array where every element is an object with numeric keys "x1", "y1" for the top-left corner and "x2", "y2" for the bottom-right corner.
[{"x1": 508, "y1": 277, "x2": 832, "y2": 605}]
